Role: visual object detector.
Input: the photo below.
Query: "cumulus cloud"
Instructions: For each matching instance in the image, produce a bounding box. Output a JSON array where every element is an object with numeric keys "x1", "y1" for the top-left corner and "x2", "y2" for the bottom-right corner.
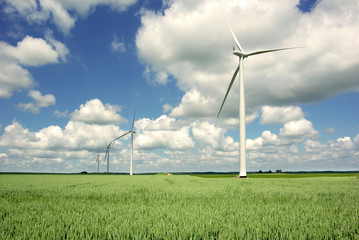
[
  {"x1": 170, "y1": 90, "x2": 216, "y2": 118},
  {"x1": 3, "y1": 0, "x2": 138, "y2": 35},
  {"x1": 0, "y1": 97, "x2": 140, "y2": 172},
  {"x1": 279, "y1": 118, "x2": 319, "y2": 140},
  {"x1": 0, "y1": 36, "x2": 60, "y2": 66},
  {"x1": 18, "y1": 90, "x2": 56, "y2": 113},
  {"x1": 135, "y1": 115, "x2": 195, "y2": 150},
  {"x1": 143, "y1": 66, "x2": 170, "y2": 85},
  {"x1": 0, "y1": 59, "x2": 33, "y2": 98},
  {"x1": 192, "y1": 121, "x2": 236, "y2": 151},
  {"x1": 354, "y1": 134, "x2": 359, "y2": 148},
  {"x1": 304, "y1": 139, "x2": 327, "y2": 153},
  {"x1": 45, "y1": 31, "x2": 70, "y2": 62},
  {"x1": 70, "y1": 98, "x2": 127, "y2": 125},
  {"x1": 1, "y1": 110, "x2": 358, "y2": 172},
  {"x1": 260, "y1": 106, "x2": 304, "y2": 124},
  {"x1": 0, "y1": 120, "x2": 126, "y2": 153},
  {"x1": 0, "y1": 36, "x2": 69, "y2": 98},
  {"x1": 41, "y1": 0, "x2": 76, "y2": 35},
  {"x1": 136, "y1": 0, "x2": 359, "y2": 119}
]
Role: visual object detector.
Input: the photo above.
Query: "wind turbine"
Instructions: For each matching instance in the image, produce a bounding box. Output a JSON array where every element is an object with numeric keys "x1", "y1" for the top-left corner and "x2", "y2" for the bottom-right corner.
[
  {"x1": 217, "y1": 10, "x2": 301, "y2": 178},
  {"x1": 104, "y1": 131, "x2": 131, "y2": 173},
  {"x1": 95, "y1": 153, "x2": 100, "y2": 174},
  {"x1": 129, "y1": 109, "x2": 136, "y2": 176}
]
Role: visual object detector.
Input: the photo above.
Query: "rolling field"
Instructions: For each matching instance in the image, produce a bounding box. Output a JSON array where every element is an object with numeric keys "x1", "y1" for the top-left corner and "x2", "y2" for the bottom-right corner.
[{"x1": 1, "y1": 174, "x2": 358, "y2": 239}]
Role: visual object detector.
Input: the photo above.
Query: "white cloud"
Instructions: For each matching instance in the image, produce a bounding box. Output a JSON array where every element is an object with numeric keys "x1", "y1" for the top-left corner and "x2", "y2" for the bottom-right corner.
[
  {"x1": 260, "y1": 106, "x2": 304, "y2": 124},
  {"x1": 70, "y1": 98, "x2": 127, "y2": 125},
  {"x1": 0, "y1": 36, "x2": 68, "y2": 98},
  {"x1": 59, "y1": 0, "x2": 138, "y2": 16},
  {"x1": 1, "y1": 111, "x2": 358, "y2": 172},
  {"x1": 162, "y1": 103, "x2": 173, "y2": 113},
  {"x1": 192, "y1": 121, "x2": 236, "y2": 151},
  {"x1": 0, "y1": 59, "x2": 33, "y2": 98},
  {"x1": 0, "y1": 119, "x2": 126, "y2": 153},
  {"x1": 279, "y1": 118, "x2": 319, "y2": 140},
  {"x1": 354, "y1": 134, "x2": 359, "y2": 149},
  {"x1": 324, "y1": 127, "x2": 335, "y2": 134},
  {"x1": 3, "y1": 0, "x2": 49, "y2": 23},
  {"x1": 4, "y1": 0, "x2": 138, "y2": 35},
  {"x1": 18, "y1": 90, "x2": 56, "y2": 113},
  {"x1": 143, "y1": 66, "x2": 170, "y2": 85},
  {"x1": 45, "y1": 31, "x2": 70, "y2": 62},
  {"x1": 53, "y1": 110, "x2": 68, "y2": 118},
  {"x1": 135, "y1": 115, "x2": 195, "y2": 150},
  {"x1": 305, "y1": 139, "x2": 327, "y2": 153},
  {"x1": 247, "y1": 130, "x2": 281, "y2": 150},
  {"x1": 2, "y1": 35, "x2": 68, "y2": 66},
  {"x1": 170, "y1": 90, "x2": 216, "y2": 118},
  {"x1": 136, "y1": 0, "x2": 359, "y2": 120},
  {"x1": 111, "y1": 36, "x2": 126, "y2": 53},
  {"x1": 40, "y1": 0, "x2": 76, "y2": 35}
]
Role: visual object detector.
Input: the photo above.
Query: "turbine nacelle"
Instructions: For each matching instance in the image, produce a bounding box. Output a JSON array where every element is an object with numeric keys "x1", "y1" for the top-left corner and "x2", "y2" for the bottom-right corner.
[{"x1": 233, "y1": 50, "x2": 246, "y2": 58}]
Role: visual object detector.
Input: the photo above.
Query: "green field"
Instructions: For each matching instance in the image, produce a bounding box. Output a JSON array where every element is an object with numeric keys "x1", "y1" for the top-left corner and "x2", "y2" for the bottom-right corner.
[
  {"x1": 191, "y1": 172, "x2": 359, "y2": 178},
  {"x1": 1, "y1": 174, "x2": 359, "y2": 239}
]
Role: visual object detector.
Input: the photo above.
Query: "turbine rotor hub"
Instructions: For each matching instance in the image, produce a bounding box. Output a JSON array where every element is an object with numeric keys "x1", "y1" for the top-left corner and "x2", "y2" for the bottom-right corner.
[{"x1": 233, "y1": 50, "x2": 246, "y2": 58}]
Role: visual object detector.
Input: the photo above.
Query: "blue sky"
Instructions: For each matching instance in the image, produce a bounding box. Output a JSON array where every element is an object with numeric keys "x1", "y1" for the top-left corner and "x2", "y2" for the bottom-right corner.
[{"x1": 0, "y1": 0, "x2": 358, "y2": 173}]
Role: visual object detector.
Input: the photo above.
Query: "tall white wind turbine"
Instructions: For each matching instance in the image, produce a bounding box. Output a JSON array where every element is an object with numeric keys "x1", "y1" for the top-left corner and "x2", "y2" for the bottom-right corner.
[
  {"x1": 217, "y1": 10, "x2": 301, "y2": 178},
  {"x1": 129, "y1": 109, "x2": 136, "y2": 176},
  {"x1": 104, "y1": 131, "x2": 131, "y2": 173}
]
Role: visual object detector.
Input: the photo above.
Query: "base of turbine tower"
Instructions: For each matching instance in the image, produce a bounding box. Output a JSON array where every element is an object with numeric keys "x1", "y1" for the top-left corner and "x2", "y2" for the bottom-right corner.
[{"x1": 234, "y1": 175, "x2": 247, "y2": 178}]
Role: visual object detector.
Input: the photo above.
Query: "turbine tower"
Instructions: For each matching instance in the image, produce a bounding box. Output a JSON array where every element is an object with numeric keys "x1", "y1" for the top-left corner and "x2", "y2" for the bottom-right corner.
[
  {"x1": 96, "y1": 153, "x2": 100, "y2": 174},
  {"x1": 129, "y1": 109, "x2": 136, "y2": 176},
  {"x1": 217, "y1": 10, "x2": 301, "y2": 178},
  {"x1": 104, "y1": 131, "x2": 130, "y2": 173}
]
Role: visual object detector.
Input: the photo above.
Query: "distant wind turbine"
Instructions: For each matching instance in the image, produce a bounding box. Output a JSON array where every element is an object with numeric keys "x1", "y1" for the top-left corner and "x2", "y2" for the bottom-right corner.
[
  {"x1": 217, "y1": 5, "x2": 302, "y2": 178},
  {"x1": 104, "y1": 131, "x2": 130, "y2": 173},
  {"x1": 95, "y1": 153, "x2": 100, "y2": 174},
  {"x1": 129, "y1": 109, "x2": 136, "y2": 176}
]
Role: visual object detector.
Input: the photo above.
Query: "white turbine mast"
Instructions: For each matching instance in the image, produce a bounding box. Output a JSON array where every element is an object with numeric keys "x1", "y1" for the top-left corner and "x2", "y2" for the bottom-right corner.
[
  {"x1": 95, "y1": 153, "x2": 100, "y2": 174},
  {"x1": 217, "y1": 3, "x2": 302, "y2": 178},
  {"x1": 129, "y1": 109, "x2": 136, "y2": 176}
]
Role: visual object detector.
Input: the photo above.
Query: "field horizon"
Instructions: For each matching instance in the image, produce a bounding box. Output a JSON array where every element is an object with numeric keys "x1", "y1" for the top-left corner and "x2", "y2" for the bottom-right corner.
[{"x1": 1, "y1": 170, "x2": 358, "y2": 176}]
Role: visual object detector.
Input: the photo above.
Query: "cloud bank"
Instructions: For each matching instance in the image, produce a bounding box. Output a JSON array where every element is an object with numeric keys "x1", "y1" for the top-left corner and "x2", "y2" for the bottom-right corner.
[{"x1": 136, "y1": 0, "x2": 359, "y2": 119}]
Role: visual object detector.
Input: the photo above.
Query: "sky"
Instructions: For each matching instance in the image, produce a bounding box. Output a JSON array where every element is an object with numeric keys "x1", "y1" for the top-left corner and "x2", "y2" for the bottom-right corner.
[{"x1": 0, "y1": 0, "x2": 358, "y2": 173}]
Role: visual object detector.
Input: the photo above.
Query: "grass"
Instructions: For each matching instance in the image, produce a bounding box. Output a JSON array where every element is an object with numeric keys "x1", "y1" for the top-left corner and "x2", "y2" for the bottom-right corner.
[
  {"x1": 191, "y1": 172, "x2": 359, "y2": 178},
  {"x1": 1, "y1": 174, "x2": 358, "y2": 239}
]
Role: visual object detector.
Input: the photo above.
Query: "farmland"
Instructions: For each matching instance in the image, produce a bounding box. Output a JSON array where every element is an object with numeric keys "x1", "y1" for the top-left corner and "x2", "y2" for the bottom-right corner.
[{"x1": 1, "y1": 174, "x2": 358, "y2": 239}]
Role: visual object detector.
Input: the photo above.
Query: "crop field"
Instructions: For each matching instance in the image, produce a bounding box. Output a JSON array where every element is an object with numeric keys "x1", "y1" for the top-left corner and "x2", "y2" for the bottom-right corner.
[
  {"x1": 191, "y1": 172, "x2": 359, "y2": 178},
  {"x1": 1, "y1": 174, "x2": 359, "y2": 239}
]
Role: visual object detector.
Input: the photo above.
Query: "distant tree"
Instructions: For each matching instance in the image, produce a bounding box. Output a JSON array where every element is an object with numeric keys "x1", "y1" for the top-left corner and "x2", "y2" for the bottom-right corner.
[
  {"x1": 268, "y1": 170, "x2": 272, "y2": 173},
  {"x1": 276, "y1": 169, "x2": 282, "y2": 173},
  {"x1": 81, "y1": 171, "x2": 88, "y2": 174},
  {"x1": 259, "y1": 170, "x2": 263, "y2": 173}
]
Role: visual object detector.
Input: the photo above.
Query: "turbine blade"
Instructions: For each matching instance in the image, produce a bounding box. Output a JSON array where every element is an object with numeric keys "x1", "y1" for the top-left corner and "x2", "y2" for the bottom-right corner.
[
  {"x1": 229, "y1": 26, "x2": 243, "y2": 52},
  {"x1": 217, "y1": 0, "x2": 244, "y2": 52},
  {"x1": 113, "y1": 131, "x2": 131, "y2": 142},
  {"x1": 104, "y1": 150, "x2": 108, "y2": 162},
  {"x1": 131, "y1": 109, "x2": 136, "y2": 131},
  {"x1": 217, "y1": 65, "x2": 240, "y2": 117},
  {"x1": 246, "y1": 47, "x2": 305, "y2": 57}
]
